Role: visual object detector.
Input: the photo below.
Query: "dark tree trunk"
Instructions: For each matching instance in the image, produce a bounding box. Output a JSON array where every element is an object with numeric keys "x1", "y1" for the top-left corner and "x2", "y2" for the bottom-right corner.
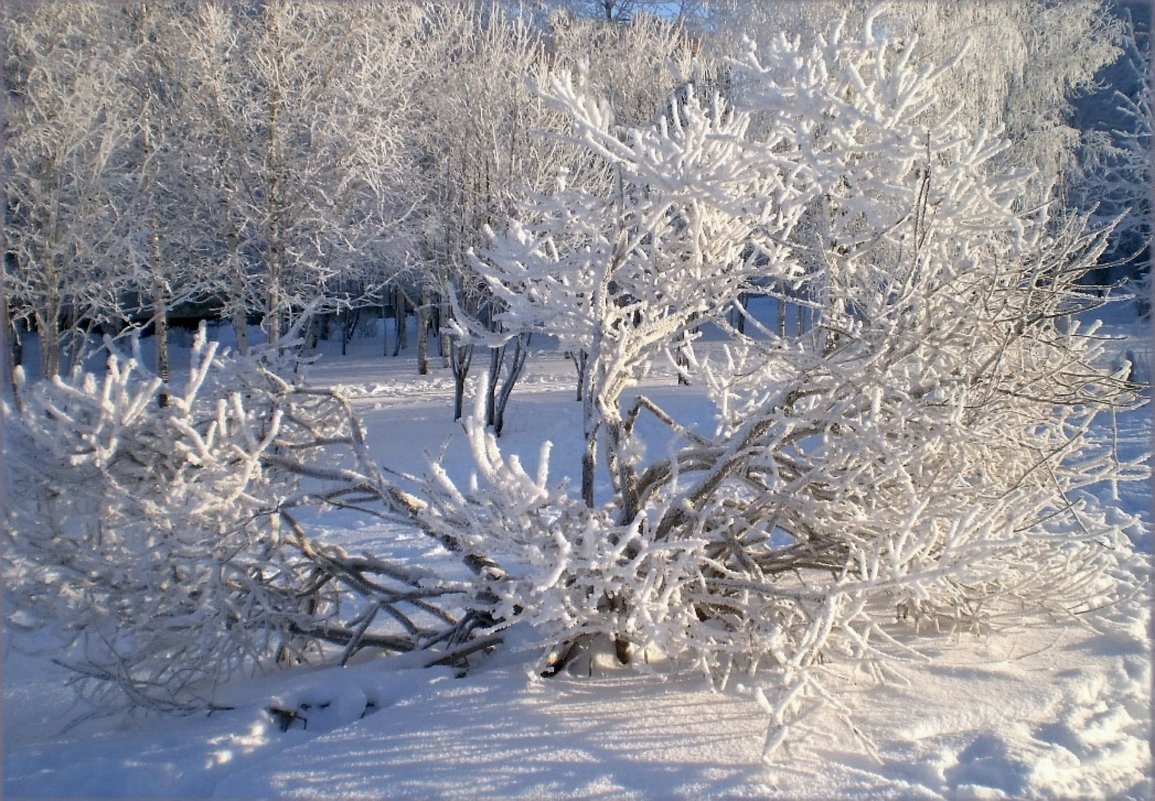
[
  {"x1": 570, "y1": 349, "x2": 589, "y2": 402},
  {"x1": 485, "y1": 346, "x2": 500, "y2": 427},
  {"x1": 439, "y1": 294, "x2": 451, "y2": 367},
  {"x1": 392, "y1": 284, "x2": 407, "y2": 357},
  {"x1": 417, "y1": 282, "x2": 431, "y2": 375},
  {"x1": 451, "y1": 340, "x2": 473, "y2": 421},
  {"x1": 153, "y1": 277, "x2": 170, "y2": 408},
  {"x1": 382, "y1": 300, "x2": 389, "y2": 356},
  {"x1": 2, "y1": 295, "x2": 22, "y2": 413},
  {"x1": 229, "y1": 230, "x2": 249, "y2": 356},
  {"x1": 492, "y1": 334, "x2": 529, "y2": 437},
  {"x1": 676, "y1": 346, "x2": 691, "y2": 386}
]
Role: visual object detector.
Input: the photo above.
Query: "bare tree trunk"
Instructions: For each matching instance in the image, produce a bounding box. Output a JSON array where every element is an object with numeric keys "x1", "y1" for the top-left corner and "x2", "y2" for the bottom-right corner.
[
  {"x1": 492, "y1": 333, "x2": 528, "y2": 437},
  {"x1": 1, "y1": 292, "x2": 22, "y2": 413},
  {"x1": 39, "y1": 305, "x2": 61, "y2": 380},
  {"x1": 604, "y1": 410, "x2": 638, "y2": 523},
  {"x1": 263, "y1": 5, "x2": 286, "y2": 349},
  {"x1": 580, "y1": 370, "x2": 599, "y2": 508},
  {"x1": 304, "y1": 313, "x2": 320, "y2": 352},
  {"x1": 340, "y1": 308, "x2": 358, "y2": 357},
  {"x1": 35, "y1": 242, "x2": 64, "y2": 379},
  {"x1": 153, "y1": 277, "x2": 170, "y2": 408},
  {"x1": 233, "y1": 307, "x2": 249, "y2": 355},
  {"x1": 148, "y1": 198, "x2": 170, "y2": 407},
  {"x1": 382, "y1": 300, "x2": 389, "y2": 356},
  {"x1": 485, "y1": 346, "x2": 500, "y2": 427},
  {"x1": 229, "y1": 230, "x2": 249, "y2": 355},
  {"x1": 581, "y1": 432, "x2": 597, "y2": 508},
  {"x1": 440, "y1": 293, "x2": 451, "y2": 368},
  {"x1": 391, "y1": 284, "x2": 406, "y2": 357},
  {"x1": 451, "y1": 340, "x2": 473, "y2": 420},
  {"x1": 417, "y1": 281, "x2": 430, "y2": 375},
  {"x1": 675, "y1": 318, "x2": 698, "y2": 386},
  {"x1": 570, "y1": 349, "x2": 588, "y2": 401},
  {"x1": 61, "y1": 306, "x2": 83, "y2": 375},
  {"x1": 137, "y1": 58, "x2": 170, "y2": 404},
  {"x1": 675, "y1": 339, "x2": 691, "y2": 385}
]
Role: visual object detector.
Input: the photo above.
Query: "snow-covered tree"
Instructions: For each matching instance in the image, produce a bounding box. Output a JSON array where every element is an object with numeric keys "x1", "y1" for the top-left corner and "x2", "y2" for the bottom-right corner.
[
  {"x1": 417, "y1": 3, "x2": 708, "y2": 417},
  {"x1": 544, "y1": 10, "x2": 717, "y2": 128},
  {"x1": 1104, "y1": 17, "x2": 1150, "y2": 256},
  {"x1": 116, "y1": 3, "x2": 217, "y2": 402},
  {"x1": 708, "y1": 0, "x2": 1123, "y2": 206},
  {"x1": 405, "y1": 3, "x2": 562, "y2": 386},
  {"x1": 170, "y1": 2, "x2": 423, "y2": 348},
  {"x1": 3, "y1": 4, "x2": 137, "y2": 377},
  {"x1": 1074, "y1": 8, "x2": 1151, "y2": 298},
  {"x1": 468, "y1": 67, "x2": 807, "y2": 510},
  {"x1": 875, "y1": 0, "x2": 1121, "y2": 205},
  {"x1": 439, "y1": 10, "x2": 1148, "y2": 759}
]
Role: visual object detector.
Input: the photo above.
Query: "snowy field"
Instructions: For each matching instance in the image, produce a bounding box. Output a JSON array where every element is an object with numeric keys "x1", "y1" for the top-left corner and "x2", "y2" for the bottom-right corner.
[{"x1": 3, "y1": 315, "x2": 1151, "y2": 801}]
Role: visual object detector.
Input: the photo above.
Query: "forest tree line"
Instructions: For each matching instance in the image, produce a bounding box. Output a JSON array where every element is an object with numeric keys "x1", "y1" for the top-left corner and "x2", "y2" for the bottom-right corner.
[{"x1": 3, "y1": 0, "x2": 1149, "y2": 387}]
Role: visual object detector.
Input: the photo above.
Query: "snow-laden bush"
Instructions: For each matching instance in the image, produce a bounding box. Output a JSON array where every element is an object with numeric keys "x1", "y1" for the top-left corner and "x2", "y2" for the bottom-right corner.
[
  {"x1": 440, "y1": 9, "x2": 1150, "y2": 760},
  {"x1": 2, "y1": 332, "x2": 481, "y2": 715}
]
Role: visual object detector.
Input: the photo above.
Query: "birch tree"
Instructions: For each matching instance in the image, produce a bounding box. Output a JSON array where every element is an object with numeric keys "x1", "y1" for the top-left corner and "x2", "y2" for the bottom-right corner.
[
  {"x1": 1075, "y1": 9, "x2": 1151, "y2": 295},
  {"x1": 116, "y1": 3, "x2": 216, "y2": 403},
  {"x1": 3, "y1": 4, "x2": 136, "y2": 377},
  {"x1": 420, "y1": 6, "x2": 716, "y2": 415},
  {"x1": 711, "y1": 0, "x2": 1122, "y2": 206},
  {"x1": 171, "y1": 2, "x2": 423, "y2": 349},
  {"x1": 407, "y1": 4, "x2": 556, "y2": 383}
]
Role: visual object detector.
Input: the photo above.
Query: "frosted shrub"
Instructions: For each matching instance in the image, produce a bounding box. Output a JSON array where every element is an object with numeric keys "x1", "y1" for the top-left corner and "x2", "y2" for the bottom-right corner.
[
  {"x1": 4, "y1": 336, "x2": 305, "y2": 711},
  {"x1": 443, "y1": 9, "x2": 1149, "y2": 760},
  {"x1": 2, "y1": 332, "x2": 476, "y2": 714}
]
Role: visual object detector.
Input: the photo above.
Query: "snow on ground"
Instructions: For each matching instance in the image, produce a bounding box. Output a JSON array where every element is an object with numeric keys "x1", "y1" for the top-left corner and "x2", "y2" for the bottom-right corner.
[{"x1": 4, "y1": 318, "x2": 1152, "y2": 800}]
